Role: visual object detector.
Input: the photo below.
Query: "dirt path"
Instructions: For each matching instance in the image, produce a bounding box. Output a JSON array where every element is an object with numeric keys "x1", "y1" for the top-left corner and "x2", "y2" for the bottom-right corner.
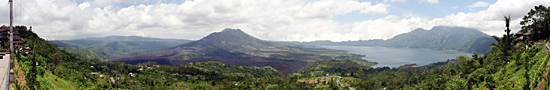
[
  {"x1": 11, "y1": 57, "x2": 28, "y2": 90},
  {"x1": 335, "y1": 76, "x2": 355, "y2": 90},
  {"x1": 536, "y1": 49, "x2": 550, "y2": 90},
  {"x1": 323, "y1": 76, "x2": 355, "y2": 90}
]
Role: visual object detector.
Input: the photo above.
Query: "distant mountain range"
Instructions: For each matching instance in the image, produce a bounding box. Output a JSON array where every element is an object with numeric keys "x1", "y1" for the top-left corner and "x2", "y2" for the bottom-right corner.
[
  {"x1": 110, "y1": 28, "x2": 376, "y2": 74},
  {"x1": 275, "y1": 26, "x2": 496, "y2": 54},
  {"x1": 49, "y1": 26, "x2": 495, "y2": 73},
  {"x1": 49, "y1": 36, "x2": 193, "y2": 61}
]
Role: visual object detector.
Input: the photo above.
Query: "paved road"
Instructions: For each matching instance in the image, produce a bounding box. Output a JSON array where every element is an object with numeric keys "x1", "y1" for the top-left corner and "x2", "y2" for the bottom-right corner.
[{"x1": 0, "y1": 54, "x2": 10, "y2": 90}]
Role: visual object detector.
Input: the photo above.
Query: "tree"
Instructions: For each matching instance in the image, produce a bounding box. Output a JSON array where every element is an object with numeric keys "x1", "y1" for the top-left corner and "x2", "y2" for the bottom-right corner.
[
  {"x1": 53, "y1": 52, "x2": 62, "y2": 68},
  {"x1": 503, "y1": 15, "x2": 513, "y2": 60},
  {"x1": 491, "y1": 15, "x2": 519, "y2": 62},
  {"x1": 520, "y1": 5, "x2": 550, "y2": 41}
]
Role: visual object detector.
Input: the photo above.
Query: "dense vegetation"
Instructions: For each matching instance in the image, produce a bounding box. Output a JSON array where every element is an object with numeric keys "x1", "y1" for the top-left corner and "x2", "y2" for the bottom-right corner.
[
  {"x1": 299, "y1": 60, "x2": 372, "y2": 77},
  {"x1": 276, "y1": 26, "x2": 496, "y2": 54},
  {"x1": 49, "y1": 36, "x2": 192, "y2": 61},
  {"x1": 57, "y1": 47, "x2": 107, "y2": 62},
  {"x1": 521, "y1": 5, "x2": 550, "y2": 41}
]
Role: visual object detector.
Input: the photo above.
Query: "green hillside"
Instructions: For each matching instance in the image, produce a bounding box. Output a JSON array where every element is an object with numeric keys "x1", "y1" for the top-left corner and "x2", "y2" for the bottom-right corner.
[
  {"x1": 384, "y1": 26, "x2": 495, "y2": 54},
  {"x1": 299, "y1": 60, "x2": 373, "y2": 77},
  {"x1": 58, "y1": 47, "x2": 107, "y2": 62},
  {"x1": 276, "y1": 26, "x2": 496, "y2": 54},
  {"x1": 49, "y1": 36, "x2": 192, "y2": 61}
]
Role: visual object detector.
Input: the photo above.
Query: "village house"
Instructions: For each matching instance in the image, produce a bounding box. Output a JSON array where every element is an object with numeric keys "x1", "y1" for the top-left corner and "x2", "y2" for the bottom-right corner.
[
  {"x1": 515, "y1": 29, "x2": 532, "y2": 41},
  {"x1": 90, "y1": 72, "x2": 99, "y2": 75},
  {"x1": 0, "y1": 25, "x2": 23, "y2": 46}
]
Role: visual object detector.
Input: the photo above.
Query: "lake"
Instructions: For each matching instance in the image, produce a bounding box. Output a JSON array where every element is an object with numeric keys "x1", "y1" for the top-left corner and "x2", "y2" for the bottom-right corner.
[{"x1": 320, "y1": 46, "x2": 472, "y2": 68}]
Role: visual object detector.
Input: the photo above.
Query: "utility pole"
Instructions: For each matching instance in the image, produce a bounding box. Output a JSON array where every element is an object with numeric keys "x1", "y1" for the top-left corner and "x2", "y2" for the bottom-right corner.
[
  {"x1": 9, "y1": 0, "x2": 14, "y2": 55},
  {"x1": 7, "y1": 0, "x2": 13, "y2": 89}
]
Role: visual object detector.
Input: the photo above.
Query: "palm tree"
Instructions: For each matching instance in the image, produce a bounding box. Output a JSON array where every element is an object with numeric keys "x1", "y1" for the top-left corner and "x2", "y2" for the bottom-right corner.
[
  {"x1": 505, "y1": 15, "x2": 511, "y2": 35},
  {"x1": 491, "y1": 15, "x2": 519, "y2": 62}
]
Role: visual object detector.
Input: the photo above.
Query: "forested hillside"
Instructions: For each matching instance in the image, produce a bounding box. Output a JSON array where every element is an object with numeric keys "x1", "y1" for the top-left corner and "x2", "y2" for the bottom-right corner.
[
  {"x1": 48, "y1": 36, "x2": 192, "y2": 61},
  {"x1": 384, "y1": 26, "x2": 495, "y2": 54},
  {"x1": 276, "y1": 26, "x2": 496, "y2": 54}
]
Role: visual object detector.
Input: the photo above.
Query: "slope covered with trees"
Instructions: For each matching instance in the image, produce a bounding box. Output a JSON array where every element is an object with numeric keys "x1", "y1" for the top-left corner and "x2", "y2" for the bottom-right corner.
[
  {"x1": 48, "y1": 36, "x2": 192, "y2": 61},
  {"x1": 276, "y1": 26, "x2": 496, "y2": 54},
  {"x1": 384, "y1": 26, "x2": 495, "y2": 54}
]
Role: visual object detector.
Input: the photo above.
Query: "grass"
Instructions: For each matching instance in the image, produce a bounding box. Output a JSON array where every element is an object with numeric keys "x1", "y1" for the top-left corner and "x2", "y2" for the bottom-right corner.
[
  {"x1": 173, "y1": 81, "x2": 216, "y2": 90},
  {"x1": 340, "y1": 77, "x2": 361, "y2": 88},
  {"x1": 313, "y1": 85, "x2": 330, "y2": 89},
  {"x1": 43, "y1": 72, "x2": 77, "y2": 90},
  {"x1": 297, "y1": 77, "x2": 338, "y2": 84},
  {"x1": 266, "y1": 84, "x2": 279, "y2": 90}
]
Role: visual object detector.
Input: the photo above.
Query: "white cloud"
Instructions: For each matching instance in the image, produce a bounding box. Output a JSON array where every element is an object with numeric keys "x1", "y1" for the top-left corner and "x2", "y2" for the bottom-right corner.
[
  {"x1": 468, "y1": 1, "x2": 490, "y2": 8},
  {"x1": 383, "y1": 0, "x2": 438, "y2": 4},
  {"x1": 451, "y1": 6, "x2": 458, "y2": 9},
  {"x1": 78, "y1": 2, "x2": 91, "y2": 10},
  {"x1": 428, "y1": 0, "x2": 550, "y2": 36},
  {"x1": 1, "y1": 0, "x2": 549, "y2": 42},
  {"x1": 384, "y1": 0, "x2": 408, "y2": 3},
  {"x1": 0, "y1": 0, "x2": 389, "y2": 41},
  {"x1": 90, "y1": 0, "x2": 157, "y2": 7},
  {"x1": 346, "y1": 15, "x2": 428, "y2": 40},
  {"x1": 418, "y1": 0, "x2": 439, "y2": 4}
]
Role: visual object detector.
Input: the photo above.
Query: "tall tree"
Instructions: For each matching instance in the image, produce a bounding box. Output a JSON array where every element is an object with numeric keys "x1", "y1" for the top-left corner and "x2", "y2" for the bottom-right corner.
[
  {"x1": 520, "y1": 5, "x2": 550, "y2": 41},
  {"x1": 503, "y1": 15, "x2": 513, "y2": 59},
  {"x1": 491, "y1": 15, "x2": 518, "y2": 62}
]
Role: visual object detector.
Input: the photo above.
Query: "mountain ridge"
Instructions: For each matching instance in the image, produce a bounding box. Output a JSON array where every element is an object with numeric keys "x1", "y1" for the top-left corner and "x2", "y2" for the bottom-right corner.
[
  {"x1": 77, "y1": 35, "x2": 187, "y2": 41},
  {"x1": 49, "y1": 36, "x2": 193, "y2": 61},
  {"x1": 111, "y1": 28, "x2": 376, "y2": 74},
  {"x1": 275, "y1": 26, "x2": 496, "y2": 54}
]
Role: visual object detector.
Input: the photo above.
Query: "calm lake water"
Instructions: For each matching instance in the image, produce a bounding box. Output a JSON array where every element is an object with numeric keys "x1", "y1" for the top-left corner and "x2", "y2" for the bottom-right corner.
[{"x1": 320, "y1": 46, "x2": 472, "y2": 68}]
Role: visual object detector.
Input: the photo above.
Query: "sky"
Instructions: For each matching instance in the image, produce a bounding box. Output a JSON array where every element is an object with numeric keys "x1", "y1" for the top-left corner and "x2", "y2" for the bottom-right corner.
[{"x1": 0, "y1": 0, "x2": 549, "y2": 41}]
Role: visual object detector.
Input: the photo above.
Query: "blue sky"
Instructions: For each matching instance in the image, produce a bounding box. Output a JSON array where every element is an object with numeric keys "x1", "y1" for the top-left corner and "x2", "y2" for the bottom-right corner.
[{"x1": 0, "y1": 0, "x2": 548, "y2": 41}]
